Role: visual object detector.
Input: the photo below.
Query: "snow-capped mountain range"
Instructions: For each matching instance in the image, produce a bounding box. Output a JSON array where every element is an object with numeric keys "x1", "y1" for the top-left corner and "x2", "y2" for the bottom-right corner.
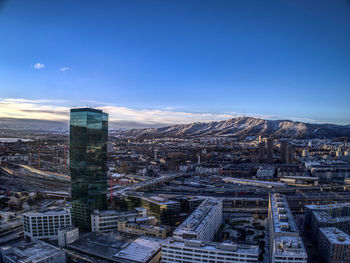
[{"x1": 119, "y1": 117, "x2": 350, "y2": 139}]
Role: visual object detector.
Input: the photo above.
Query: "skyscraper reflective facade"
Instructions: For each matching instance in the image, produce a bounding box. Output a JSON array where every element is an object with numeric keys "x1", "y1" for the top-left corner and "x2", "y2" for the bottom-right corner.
[{"x1": 70, "y1": 108, "x2": 108, "y2": 230}]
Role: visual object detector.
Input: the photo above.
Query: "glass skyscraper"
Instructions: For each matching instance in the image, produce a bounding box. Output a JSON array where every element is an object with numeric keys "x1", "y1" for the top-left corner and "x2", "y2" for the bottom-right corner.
[{"x1": 70, "y1": 108, "x2": 108, "y2": 230}]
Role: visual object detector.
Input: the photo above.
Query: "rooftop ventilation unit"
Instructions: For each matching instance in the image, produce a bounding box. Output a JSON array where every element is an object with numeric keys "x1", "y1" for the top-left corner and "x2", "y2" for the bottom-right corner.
[
  {"x1": 279, "y1": 214, "x2": 287, "y2": 221},
  {"x1": 280, "y1": 223, "x2": 290, "y2": 230},
  {"x1": 219, "y1": 243, "x2": 238, "y2": 251},
  {"x1": 185, "y1": 240, "x2": 204, "y2": 247}
]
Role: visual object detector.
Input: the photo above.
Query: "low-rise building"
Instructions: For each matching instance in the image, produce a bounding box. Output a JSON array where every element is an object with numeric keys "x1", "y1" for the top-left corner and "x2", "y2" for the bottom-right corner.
[
  {"x1": 57, "y1": 226, "x2": 79, "y2": 246},
  {"x1": 118, "y1": 218, "x2": 167, "y2": 239},
  {"x1": 91, "y1": 207, "x2": 146, "y2": 232},
  {"x1": 256, "y1": 166, "x2": 275, "y2": 179},
  {"x1": 23, "y1": 207, "x2": 71, "y2": 241},
  {"x1": 0, "y1": 211, "x2": 23, "y2": 245},
  {"x1": 67, "y1": 231, "x2": 162, "y2": 263},
  {"x1": 0, "y1": 240, "x2": 66, "y2": 263}
]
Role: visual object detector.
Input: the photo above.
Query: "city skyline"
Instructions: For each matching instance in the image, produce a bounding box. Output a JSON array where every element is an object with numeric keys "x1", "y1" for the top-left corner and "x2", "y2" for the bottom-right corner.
[{"x1": 0, "y1": 0, "x2": 350, "y2": 126}]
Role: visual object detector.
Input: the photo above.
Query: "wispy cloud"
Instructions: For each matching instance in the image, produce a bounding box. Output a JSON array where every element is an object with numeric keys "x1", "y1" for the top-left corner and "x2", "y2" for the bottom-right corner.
[
  {"x1": 33, "y1": 63, "x2": 45, "y2": 69},
  {"x1": 0, "y1": 98, "x2": 346, "y2": 128},
  {"x1": 59, "y1": 67, "x2": 70, "y2": 72}
]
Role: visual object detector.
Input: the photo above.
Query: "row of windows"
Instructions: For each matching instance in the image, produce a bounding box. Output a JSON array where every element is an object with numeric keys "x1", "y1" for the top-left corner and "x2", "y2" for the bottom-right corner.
[
  {"x1": 162, "y1": 255, "x2": 257, "y2": 263},
  {"x1": 274, "y1": 256, "x2": 307, "y2": 260},
  {"x1": 163, "y1": 248, "x2": 256, "y2": 258}
]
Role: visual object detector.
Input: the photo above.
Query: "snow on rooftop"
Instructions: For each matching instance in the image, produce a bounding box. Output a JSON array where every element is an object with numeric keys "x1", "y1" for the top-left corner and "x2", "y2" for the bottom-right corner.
[
  {"x1": 3, "y1": 240, "x2": 62, "y2": 262},
  {"x1": 173, "y1": 198, "x2": 220, "y2": 236},
  {"x1": 114, "y1": 237, "x2": 161, "y2": 263},
  {"x1": 270, "y1": 193, "x2": 298, "y2": 234},
  {"x1": 319, "y1": 227, "x2": 350, "y2": 245},
  {"x1": 274, "y1": 236, "x2": 307, "y2": 257}
]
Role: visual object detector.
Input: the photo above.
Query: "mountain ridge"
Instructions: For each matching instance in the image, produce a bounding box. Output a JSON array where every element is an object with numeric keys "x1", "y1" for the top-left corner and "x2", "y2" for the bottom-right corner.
[{"x1": 118, "y1": 117, "x2": 350, "y2": 139}]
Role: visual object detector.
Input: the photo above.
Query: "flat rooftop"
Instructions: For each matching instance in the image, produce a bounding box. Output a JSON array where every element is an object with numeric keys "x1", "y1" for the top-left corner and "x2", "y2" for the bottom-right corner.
[
  {"x1": 223, "y1": 177, "x2": 285, "y2": 187},
  {"x1": 319, "y1": 227, "x2": 350, "y2": 245},
  {"x1": 68, "y1": 232, "x2": 161, "y2": 263},
  {"x1": 270, "y1": 193, "x2": 298, "y2": 234},
  {"x1": 92, "y1": 209, "x2": 139, "y2": 217},
  {"x1": 23, "y1": 207, "x2": 70, "y2": 217},
  {"x1": 1, "y1": 240, "x2": 63, "y2": 262},
  {"x1": 114, "y1": 237, "x2": 162, "y2": 263},
  {"x1": 305, "y1": 203, "x2": 350, "y2": 211},
  {"x1": 141, "y1": 196, "x2": 179, "y2": 205},
  {"x1": 173, "y1": 198, "x2": 221, "y2": 237},
  {"x1": 163, "y1": 238, "x2": 259, "y2": 255},
  {"x1": 273, "y1": 236, "x2": 307, "y2": 258}
]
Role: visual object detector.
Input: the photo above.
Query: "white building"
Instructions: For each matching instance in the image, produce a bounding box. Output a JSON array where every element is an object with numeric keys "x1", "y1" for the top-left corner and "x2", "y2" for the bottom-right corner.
[
  {"x1": 268, "y1": 193, "x2": 307, "y2": 263},
  {"x1": 173, "y1": 198, "x2": 222, "y2": 241},
  {"x1": 0, "y1": 240, "x2": 66, "y2": 263},
  {"x1": 91, "y1": 207, "x2": 147, "y2": 232},
  {"x1": 162, "y1": 238, "x2": 259, "y2": 263},
  {"x1": 57, "y1": 226, "x2": 79, "y2": 246},
  {"x1": 23, "y1": 208, "x2": 71, "y2": 241},
  {"x1": 196, "y1": 166, "x2": 220, "y2": 175}
]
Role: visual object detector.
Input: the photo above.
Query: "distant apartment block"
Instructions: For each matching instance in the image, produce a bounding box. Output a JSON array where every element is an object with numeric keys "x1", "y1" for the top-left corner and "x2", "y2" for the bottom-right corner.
[{"x1": 266, "y1": 138, "x2": 274, "y2": 163}]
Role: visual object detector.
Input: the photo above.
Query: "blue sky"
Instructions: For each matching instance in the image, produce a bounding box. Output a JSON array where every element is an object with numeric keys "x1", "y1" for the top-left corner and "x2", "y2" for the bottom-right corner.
[{"x1": 0, "y1": 0, "x2": 349, "y2": 126}]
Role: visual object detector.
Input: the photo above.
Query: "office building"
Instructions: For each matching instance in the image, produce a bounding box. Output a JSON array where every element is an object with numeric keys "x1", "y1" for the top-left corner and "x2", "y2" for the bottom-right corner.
[
  {"x1": 91, "y1": 207, "x2": 146, "y2": 232},
  {"x1": 70, "y1": 108, "x2": 108, "y2": 230},
  {"x1": 0, "y1": 240, "x2": 66, "y2": 263},
  {"x1": 141, "y1": 196, "x2": 181, "y2": 225},
  {"x1": 23, "y1": 208, "x2": 71, "y2": 241},
  {"x1": 318, "y1": 227, "x2": 350, "y2": 263},
  {"x1": 173, "y1": 198, "x2": 222, "y2": 241},
  {"x1": 268, "y1": 193, "x2": 307, "y2": 263},
  {"x1": 162, "y1": 238, "x2": 259, "y2": 263}
]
